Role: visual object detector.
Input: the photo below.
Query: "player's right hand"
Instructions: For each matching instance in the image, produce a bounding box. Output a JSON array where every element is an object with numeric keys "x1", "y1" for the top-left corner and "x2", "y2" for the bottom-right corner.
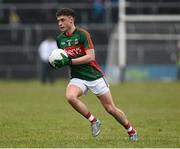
[
  {"x1": 53, "y1": 59, "x2": 64, "y2": 68},
  {"x1": 60, "y1": 53, "x2": 72, "y2": 65},
  {"x1": 48, "y1": 62, "x2": 56, "y2": 69}
]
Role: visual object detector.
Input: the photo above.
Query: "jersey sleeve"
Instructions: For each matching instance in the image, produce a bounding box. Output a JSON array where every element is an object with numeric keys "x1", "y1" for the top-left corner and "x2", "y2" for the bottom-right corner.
[{"x1": 80, "y1": 31, "x2": 94, "y2": 50}]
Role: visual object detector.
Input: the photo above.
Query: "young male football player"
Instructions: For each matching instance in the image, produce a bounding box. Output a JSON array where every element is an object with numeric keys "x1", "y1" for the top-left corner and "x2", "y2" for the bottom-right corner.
[{"x1": 51, "y1": 8, "x2": 138, "y2": 141}]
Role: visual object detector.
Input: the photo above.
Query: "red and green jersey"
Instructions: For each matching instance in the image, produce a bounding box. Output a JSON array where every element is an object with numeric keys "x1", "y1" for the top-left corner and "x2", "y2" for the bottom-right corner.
[{"x1": 56, "y1": 27, "x2": 104, "y2": 81}]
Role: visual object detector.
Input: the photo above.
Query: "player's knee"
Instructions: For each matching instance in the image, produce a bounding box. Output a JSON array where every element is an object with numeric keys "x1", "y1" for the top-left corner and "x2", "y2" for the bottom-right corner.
[{"x1": 66, "y1": 93, "x2": 77, "y2": 104}]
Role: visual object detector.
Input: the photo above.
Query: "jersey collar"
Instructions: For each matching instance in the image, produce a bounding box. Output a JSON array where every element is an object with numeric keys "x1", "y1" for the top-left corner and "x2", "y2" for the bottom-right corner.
[{"x1": 65, "y1": 27, "x2": 77, "y2": 37}]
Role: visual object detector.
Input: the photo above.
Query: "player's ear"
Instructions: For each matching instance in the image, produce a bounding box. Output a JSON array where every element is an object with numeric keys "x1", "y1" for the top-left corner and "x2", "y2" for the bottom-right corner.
[{"x1": 69, "y1": 16, "x2": 74, "y2": 23}]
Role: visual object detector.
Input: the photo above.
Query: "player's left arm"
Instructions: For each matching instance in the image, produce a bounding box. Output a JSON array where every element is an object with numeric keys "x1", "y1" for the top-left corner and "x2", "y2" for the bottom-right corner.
[
  {"x1": 71, "y1": 48, "x2": 95, "y2": 65},
  {"x1": 71, "y1": 29, "x2": 95, "y2": 65}
]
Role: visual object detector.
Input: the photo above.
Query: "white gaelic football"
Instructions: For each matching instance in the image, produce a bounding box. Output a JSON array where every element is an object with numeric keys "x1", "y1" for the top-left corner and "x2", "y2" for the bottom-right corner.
[{"x1": 48, "y1": 48, "x2": 68, "y2": 67}]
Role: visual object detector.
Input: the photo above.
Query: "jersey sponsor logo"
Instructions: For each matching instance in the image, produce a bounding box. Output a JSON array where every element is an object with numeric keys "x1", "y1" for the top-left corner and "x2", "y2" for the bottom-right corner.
[
  {"x1": 64, "y1": 45, "x2": 85, "y2": 57},
  {"x1": 65, "y1": 38, "x2": 79, "y2": 46}
]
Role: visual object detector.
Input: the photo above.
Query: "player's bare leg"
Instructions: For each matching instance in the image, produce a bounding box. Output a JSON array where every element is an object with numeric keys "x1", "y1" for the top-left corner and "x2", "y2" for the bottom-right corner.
[
  {"x1": 97, "y1": 91, "x2": 138, "y2": 141},
  {"x1": 66, "y1": 84, "x2": 101, "y2": 137},
  {"x1": 66, "y1": 84, "x2": 88, "y2": 116}
]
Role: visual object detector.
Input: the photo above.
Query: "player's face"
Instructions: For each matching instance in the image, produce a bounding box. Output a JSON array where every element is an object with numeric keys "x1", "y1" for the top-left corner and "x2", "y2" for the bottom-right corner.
[{"x1": 57, "y1": 15, "x2": 73, "y2": 32}]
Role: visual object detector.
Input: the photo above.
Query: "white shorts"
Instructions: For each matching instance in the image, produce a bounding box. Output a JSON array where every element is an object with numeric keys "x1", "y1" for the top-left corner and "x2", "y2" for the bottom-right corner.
[{"x1": 68, "y1": 77, "x2": 110, "y2": 96}]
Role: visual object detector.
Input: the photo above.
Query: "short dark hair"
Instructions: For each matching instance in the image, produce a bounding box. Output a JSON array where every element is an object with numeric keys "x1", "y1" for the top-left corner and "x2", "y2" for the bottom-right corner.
[{"x1": 56, "y1": 8, "x2": 75, "y2": 18}]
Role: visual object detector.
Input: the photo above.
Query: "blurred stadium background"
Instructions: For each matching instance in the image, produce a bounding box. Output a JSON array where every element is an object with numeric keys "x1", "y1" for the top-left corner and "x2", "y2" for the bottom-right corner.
[
  {"x1": 0, "y1": 0, "x2": 180, "y2": 82},
  {"x1": 1, "y1": 1, "x2": 180, "y2": 147}
]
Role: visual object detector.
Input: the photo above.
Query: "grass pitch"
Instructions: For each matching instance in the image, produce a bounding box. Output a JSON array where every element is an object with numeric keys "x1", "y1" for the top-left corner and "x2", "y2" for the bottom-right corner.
[{"x1": 0, "y1": 79, "x2": 179, "y2": 147}]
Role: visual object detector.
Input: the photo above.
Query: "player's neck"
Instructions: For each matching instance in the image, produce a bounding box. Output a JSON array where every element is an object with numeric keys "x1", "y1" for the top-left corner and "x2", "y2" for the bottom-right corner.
[{"x1": 66, "y1": 25, "x2": 76, "y2": 36}]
